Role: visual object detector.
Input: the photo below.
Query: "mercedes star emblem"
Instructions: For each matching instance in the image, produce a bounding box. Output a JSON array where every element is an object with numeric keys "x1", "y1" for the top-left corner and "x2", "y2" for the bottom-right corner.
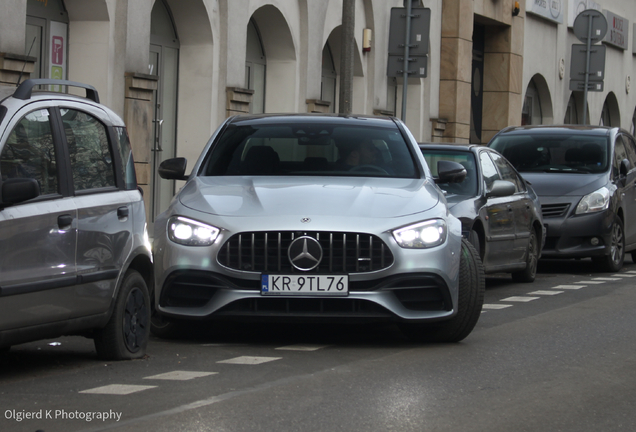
[{"x1": 288, "y1": 236, "x2": 323, "y2": 271}]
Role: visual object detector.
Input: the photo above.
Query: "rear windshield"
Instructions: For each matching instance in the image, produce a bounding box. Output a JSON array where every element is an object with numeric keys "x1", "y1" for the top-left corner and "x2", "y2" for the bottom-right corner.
[
  {"x1": 200, "y1": 122, "x2": 418, "y2": 178},
  {"x1": 420, "y1": 149, "x2": 478, "y2": 196},
  {"x1": 489, "y1": 133, "x2": 610, "y2": 174}
]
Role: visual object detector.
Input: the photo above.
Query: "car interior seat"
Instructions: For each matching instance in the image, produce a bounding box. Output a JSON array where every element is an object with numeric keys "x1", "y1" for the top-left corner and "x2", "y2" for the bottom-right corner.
[{"x1": 241, "y1": 145, "x2": 280, "y2": 175}]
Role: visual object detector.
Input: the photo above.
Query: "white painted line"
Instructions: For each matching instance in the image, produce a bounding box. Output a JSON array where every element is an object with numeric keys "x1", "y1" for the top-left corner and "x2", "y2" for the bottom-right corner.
[
  {"x1": 554, "y1": 284, "x2": 587, "y2": 289},
  {"x1": 501, "y1": 296, "x2": 540, "y2": 302},
  {"x1": 573, "y1": 281, "x2": 604, "y2": 284},
  {"x1": 275, "y1": 344, "x2": 329, "y2": 352},
  {"x1": 143, "y1": 371, "x2": 218, "y2": 381},
  {"x1": 627, "y1": 271, "x2": 636, "y2": 274},
  {"x1": 612, "y1": 273, "x2": 636, "y2": 277},
  {"x1": 528, "y1": 290, "x2": 564, "y2": 296},
  {"x1": 80, "y1": 384, "x2": 157, "y2": 395},
  {"x1": 217, "y1": 356, "x2": 282, "y2": 365},
  {"x1": 592, "y1": 277, "x2": 621, "y2": 281},
  {"x1": 482, "y1": 304, "x2": 513, "y2": 310}
]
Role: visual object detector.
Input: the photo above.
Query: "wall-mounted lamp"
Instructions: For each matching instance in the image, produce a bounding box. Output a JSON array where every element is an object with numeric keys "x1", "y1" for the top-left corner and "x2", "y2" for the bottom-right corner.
[
  {"x1": 363, "y1": 28, "x2": 372, "y2": 53},
  {"x1": 512, "y1": 1, "x2": 520, "y2": 17}
]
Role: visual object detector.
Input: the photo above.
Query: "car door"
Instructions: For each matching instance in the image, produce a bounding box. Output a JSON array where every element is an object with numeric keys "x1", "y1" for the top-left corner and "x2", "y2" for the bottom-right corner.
[
  {"x1": 489, "y1": 151, "x2": 533, "y2": 263},
  {"x1": 616, "y1": 133, "x2": 636, "y2": 247},
  {"x1": 58, "y1": 104, "x2": 134, "y2": 317},
  {"x1": 478, "y1": 150, "x2": 516, "y2": 268},
  {"x1": 0, "y1": 105, "x2": 78, "y2": 330}
]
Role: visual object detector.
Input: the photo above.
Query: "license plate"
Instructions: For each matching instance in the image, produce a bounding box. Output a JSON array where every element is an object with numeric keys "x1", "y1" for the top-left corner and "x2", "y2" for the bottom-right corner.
[{"x1": 261, "y1": 274, "x2": 348, "y2": 296}]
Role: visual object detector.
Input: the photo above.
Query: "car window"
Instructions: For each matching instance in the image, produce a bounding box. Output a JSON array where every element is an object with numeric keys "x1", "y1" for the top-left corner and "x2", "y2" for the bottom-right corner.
[
  {"x1": 489, "y1": 151, "x2": 525, "y2": 192},
  {"x1": 201, "y1": 122, "x2": 417, "y2": 178},
  {"x1": 61, "y1": 108, "x2": 116, "y2": 191},
  {"x1": 114, "y1": 126, "x2": 138, "y2": 190},
  {"x1": 0, "y1": 109, "x2": 58, "y2": 196},
  {"x1": 619, "y1": 134, "x2": 636, "y2": 170},
  {"x1": 479, "y1": 151, "x2": 500, "y2": 191},
  {"x1": 613, "y1": 136, "x2": 629, "y2": 179},
  {"x1": 420, "y1": 149, "x2": 478, "y2": 196},
  {"x1": 490, "y1": 133, "x2": 610, "y2": 174}
]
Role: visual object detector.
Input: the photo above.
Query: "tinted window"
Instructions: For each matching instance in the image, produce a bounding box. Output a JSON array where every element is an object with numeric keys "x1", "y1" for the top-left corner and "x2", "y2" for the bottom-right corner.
[
  {"x1": 61, "y1": 109, "x2": 116, "y2": 191},
  {"x1": 114, "y1": 126, "x2": 138, "y2": 190},
  {"x1": 479, "y1": 151, "x2": 500, "y2": 191},
  {"x1": 420, "y1": 149, "x2": 478, "y2": 196},
  {"x1": 490, "y1": 133, "x2": 610, "y2": 174},
  {"x1": 202, "y1": 122, "x2": 417, "y2": 178},
  {"x1": 489, "y1": 151, "x2": 525, "y2": 192},
  {"x1": 619, "y1": 134, "x2": 636, "y2": 168},
  {"x1": 0, "y1": 109, "x2": 58, "y2": 195}
]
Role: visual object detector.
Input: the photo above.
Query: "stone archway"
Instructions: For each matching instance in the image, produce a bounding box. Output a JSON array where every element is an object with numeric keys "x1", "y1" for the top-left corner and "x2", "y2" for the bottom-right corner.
[{"x1": 600, "y1": 92, "x2": 620, "y2": 127}]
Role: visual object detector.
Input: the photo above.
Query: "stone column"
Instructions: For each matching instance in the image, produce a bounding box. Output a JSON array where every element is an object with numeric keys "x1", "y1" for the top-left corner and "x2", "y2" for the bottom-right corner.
[
  {"x1": 124, "y1": 72, "x2": 157, "y2": 218},
  {"x1": 306, "y1": 99, "x2": 331, "y2": 113},
  {"x1": 0, "y1": 53, "x2": 35, "y2": 86},
  {"x1": 439, "y1": 0, "x2": 474, "y2": 143}
]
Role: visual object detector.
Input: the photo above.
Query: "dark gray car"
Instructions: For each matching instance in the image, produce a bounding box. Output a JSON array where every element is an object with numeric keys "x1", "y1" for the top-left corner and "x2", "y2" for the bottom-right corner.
[
  {"x1": 0, "y1": 79, "x2": 153, "y2": 359},
  {"x1": 420, "y1": 143, "x2": 544, "y2": 282},
  {"x1": 489, "y1": 125, "x2": 636, "y2": 272}
]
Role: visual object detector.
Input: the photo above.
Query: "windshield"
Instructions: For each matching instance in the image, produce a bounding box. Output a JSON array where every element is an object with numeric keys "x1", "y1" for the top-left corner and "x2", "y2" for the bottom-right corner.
[
  {"x1": 489, "y1": 133, "x2": 610, "y2": 174},
  {"x1": 200, "y1": 121, "x2": 418, "y2": 178},
  {"x1": 420, "y1": 149, "x2": 478, "y2": 196}
]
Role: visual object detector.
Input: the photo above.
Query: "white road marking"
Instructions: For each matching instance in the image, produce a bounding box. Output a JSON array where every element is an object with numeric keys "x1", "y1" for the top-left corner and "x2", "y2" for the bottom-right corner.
[
  {"x1": 573, "y1": 281, "x2": 604, "y2": 284},
  {"x1": 592, "y1": 277, "x2": 622, "y2": 281},
  {"x1": 612, "y1": 273, "x2": 636, "y2": 277},
  {"x1": 482, "y1": 304, "x2": 513, "y2": 310},
  {"x1": 553, "y1": 284, "x2": 587, "y2": 289},
  {"x1": 627, "y1": 271, "x2": 636, "y2": 274},
  {"x1": 217, "y1": 356, "x2": 282, "y2": 365},
  {"x1": 500, "y1": 296, "x2": 540, "y2": 302},
  {"x1": 528, "y1": 290, "x2": 564, "y2": 296},
  {"x1": 275, "y1": 344, "x2": 329, "y2": 351},
  {"x1": 143, "y1": 371, "x2": 218, "y2": 381},
  {"x1": 79, "y1": 384, "x2": 157, "y2": 395}
]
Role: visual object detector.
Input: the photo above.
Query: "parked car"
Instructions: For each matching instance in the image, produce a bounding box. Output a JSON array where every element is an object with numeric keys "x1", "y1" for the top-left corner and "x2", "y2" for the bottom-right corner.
[
  {"x1": 488, "y1": 125, "x2": 636, "y2": 271},
  {"x1": 419, "y1": 143, "x2": 544, "y2": 282},
  {"x1": 152, "y1": 114, "x2": 484, "y2": 342},
  {"x1": 0, "y1": 79, "x2": 153, "y2": 359}
]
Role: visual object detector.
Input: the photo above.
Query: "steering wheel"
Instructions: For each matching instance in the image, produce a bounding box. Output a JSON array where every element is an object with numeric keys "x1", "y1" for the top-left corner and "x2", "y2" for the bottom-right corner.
[{"x1": 349, "y1": 164, "x2": 389, "y2": 175}]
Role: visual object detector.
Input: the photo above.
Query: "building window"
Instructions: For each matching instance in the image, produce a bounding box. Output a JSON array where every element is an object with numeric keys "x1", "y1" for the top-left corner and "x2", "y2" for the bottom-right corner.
[
  {"x1": 521, "y1": 79, "x2": 542, "y2": 125},
  {"x1": 321, "y1": 43, "x2": 337, "y2": 113},
  {"x1": 564, "y1": 94, "x2": 578, "y2": 124}
]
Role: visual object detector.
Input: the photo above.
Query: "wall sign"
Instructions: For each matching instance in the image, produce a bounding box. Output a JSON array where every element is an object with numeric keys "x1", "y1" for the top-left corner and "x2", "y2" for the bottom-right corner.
[
  {"x1": 568, "y1": 0, "x2": 601, "y2": 27},
  {"x1": 603, "y1": 10, "x2": 629, "y2": 50},
  {"x1": 48, "y1": 20, "x2": 67, "y2": 91},
  {"x1": 527, "y1": 0, "x2": 564, "y2": 24}
]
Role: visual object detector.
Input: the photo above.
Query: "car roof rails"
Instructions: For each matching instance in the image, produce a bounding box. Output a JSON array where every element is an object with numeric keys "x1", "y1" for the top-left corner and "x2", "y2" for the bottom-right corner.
[{"x1": 13, "y1": 79, "x2": 100, "y2": 103}]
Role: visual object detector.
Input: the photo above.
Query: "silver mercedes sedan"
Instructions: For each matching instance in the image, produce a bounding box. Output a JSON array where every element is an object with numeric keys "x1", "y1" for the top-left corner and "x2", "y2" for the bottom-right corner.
[{"x1": 151, "y1": 114, "x2": 484, "y2": 342}]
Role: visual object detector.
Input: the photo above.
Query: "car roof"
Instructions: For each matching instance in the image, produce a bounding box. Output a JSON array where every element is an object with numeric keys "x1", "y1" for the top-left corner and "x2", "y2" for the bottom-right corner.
[
  {"x1": 227, "y1": 113, "x2": 399, "y2": 128},
  {"x1": 418, "y1": 142, "x2": 484, "y2": 152},
  {"x1": 495, "y1": 124, "x2": 614, "y2": 137}
]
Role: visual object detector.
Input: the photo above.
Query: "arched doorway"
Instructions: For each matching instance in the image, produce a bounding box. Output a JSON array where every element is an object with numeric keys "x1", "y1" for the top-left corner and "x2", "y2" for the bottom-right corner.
[
  {"x1": 246, "y1": 19, "x2": 266, "y2": 114},
  {"x1": 321, "y1": 43, "x2": 337, "y2": 113},
  {"x1": 631, "y1": 107, "x2": 636, "y2": 135},
  {"x1": 600, "y1": 92, "x2": 620, "y2": 127},
  {"x1": 521, "y1": 75, "x2": 553, "y2": 125},
  {"x1": 25, "y1": 0, "x2": 69, "y2": 88},
  {"x1": 149, "y1": 0, "x2": 180, "y2": 222}
]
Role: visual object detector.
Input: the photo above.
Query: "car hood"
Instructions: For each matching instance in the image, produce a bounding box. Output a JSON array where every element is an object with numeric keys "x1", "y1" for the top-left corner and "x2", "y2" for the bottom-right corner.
[
  {"x1": 520, "y1": 172, "x2": 608, "y2": 197},
  {"x1": 178, "y1": 176, "x2": 440, "y2": 218}
]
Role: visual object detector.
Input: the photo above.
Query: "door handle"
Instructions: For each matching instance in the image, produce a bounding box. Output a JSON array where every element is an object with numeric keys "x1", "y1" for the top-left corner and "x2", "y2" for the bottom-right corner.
[
  {"x1": 117, "y1": 206, "x2": 129, "y2": 219},
  {"x1": 57, "y1": 214, "x2": 73, "y2": 230}
]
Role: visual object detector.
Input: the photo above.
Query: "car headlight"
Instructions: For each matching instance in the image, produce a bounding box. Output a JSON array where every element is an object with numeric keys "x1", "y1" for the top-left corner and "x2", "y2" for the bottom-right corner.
[
  {"x1": 392, "y1": 219, "x2": 447, "y2": 249},
  {"x1": 575, "y1": 187, "x2": 610, "y2": 214},
  {"x1": 168, "y1": 216, "x2": 220, "y2": 246}
]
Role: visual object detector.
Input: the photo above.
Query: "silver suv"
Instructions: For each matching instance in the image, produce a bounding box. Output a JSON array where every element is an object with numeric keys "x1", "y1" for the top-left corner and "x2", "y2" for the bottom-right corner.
[{"x1": 0, "y1": 79, "x2": 153, "y2": 360}]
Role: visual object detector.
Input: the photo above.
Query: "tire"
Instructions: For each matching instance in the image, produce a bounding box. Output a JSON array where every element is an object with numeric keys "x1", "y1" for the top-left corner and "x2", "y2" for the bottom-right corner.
[
  {"x1": 400, "y1": 238, "x2": 485, "y2": 343},
  {"x1": 468, "y1": 229, "x2": 482, "y2": 261},
  {"x1": 94, "y1": 270, "x2": 150, "y2": 360},
  {"x1": 631, "y1": 250, "x2": 636, "y2": 264},
  {"x1": 511, "y1": 229, "x2": 539, "y2": 283},
  {"x1": 593, "y1": 216, "x2": 625, "y2": 272}
]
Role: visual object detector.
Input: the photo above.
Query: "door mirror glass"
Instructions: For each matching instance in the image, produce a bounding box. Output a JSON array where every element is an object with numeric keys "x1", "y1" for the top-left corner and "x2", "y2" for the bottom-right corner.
[{"x1": 158, "y1": 157, "x2": 188, "y2": 180}]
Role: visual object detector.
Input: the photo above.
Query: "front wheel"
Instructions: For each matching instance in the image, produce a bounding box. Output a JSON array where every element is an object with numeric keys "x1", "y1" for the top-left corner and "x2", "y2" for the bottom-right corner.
[
  {"x1": 400, "y1": 238, "x2": 485, "y2": 343},
  {"x1": 593, "y1": 216, "x2": 625, "y2": 272},
  {"x1": 94, "y1": 270, "x2": 150, "y2": 360},
  {"x1": 511, "y1": 229, "x2": 539, "y2": 283}
]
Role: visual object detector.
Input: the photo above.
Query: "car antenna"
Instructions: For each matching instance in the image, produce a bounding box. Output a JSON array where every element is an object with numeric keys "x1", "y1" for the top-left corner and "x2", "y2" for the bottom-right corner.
[{"x1": 16, "y1": 36, "x2": 37, "y2": 87}]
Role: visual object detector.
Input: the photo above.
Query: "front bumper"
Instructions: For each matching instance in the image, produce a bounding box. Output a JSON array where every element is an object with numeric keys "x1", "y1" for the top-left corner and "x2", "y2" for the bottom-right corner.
[{"x1": 540, "y1": 196, "x2": 614, "y2": 258}]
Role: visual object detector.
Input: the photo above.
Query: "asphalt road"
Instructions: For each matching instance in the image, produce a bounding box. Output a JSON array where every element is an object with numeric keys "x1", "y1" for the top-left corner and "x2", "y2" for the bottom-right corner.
[{"x1": 2, "y1": 258, "x2": 635, "y2": 432}]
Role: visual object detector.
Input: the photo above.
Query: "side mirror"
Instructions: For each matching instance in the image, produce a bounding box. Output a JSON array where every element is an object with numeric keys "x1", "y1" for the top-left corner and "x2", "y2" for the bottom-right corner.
[
  {"x1": 1, "y1": 178, "x2": 40, "y2": 206},
  {"x1": 486, "y1": 180, "x2": 516, "y2": 198},
  {"x1": 620, "y1": 158, "x2": 630, "y2": 177},
  {"x1": 436, "y1": 160, "x2": 467, "y2": 184},
  {"x1": 158, "y1": 157, "x2": 188, "y2": 181}
]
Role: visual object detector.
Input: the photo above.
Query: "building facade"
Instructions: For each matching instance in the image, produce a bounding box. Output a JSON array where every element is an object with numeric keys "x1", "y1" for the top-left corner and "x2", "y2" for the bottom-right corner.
[{"x1": 1, "y1": 0, "x2": 635, "y2": 224}]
